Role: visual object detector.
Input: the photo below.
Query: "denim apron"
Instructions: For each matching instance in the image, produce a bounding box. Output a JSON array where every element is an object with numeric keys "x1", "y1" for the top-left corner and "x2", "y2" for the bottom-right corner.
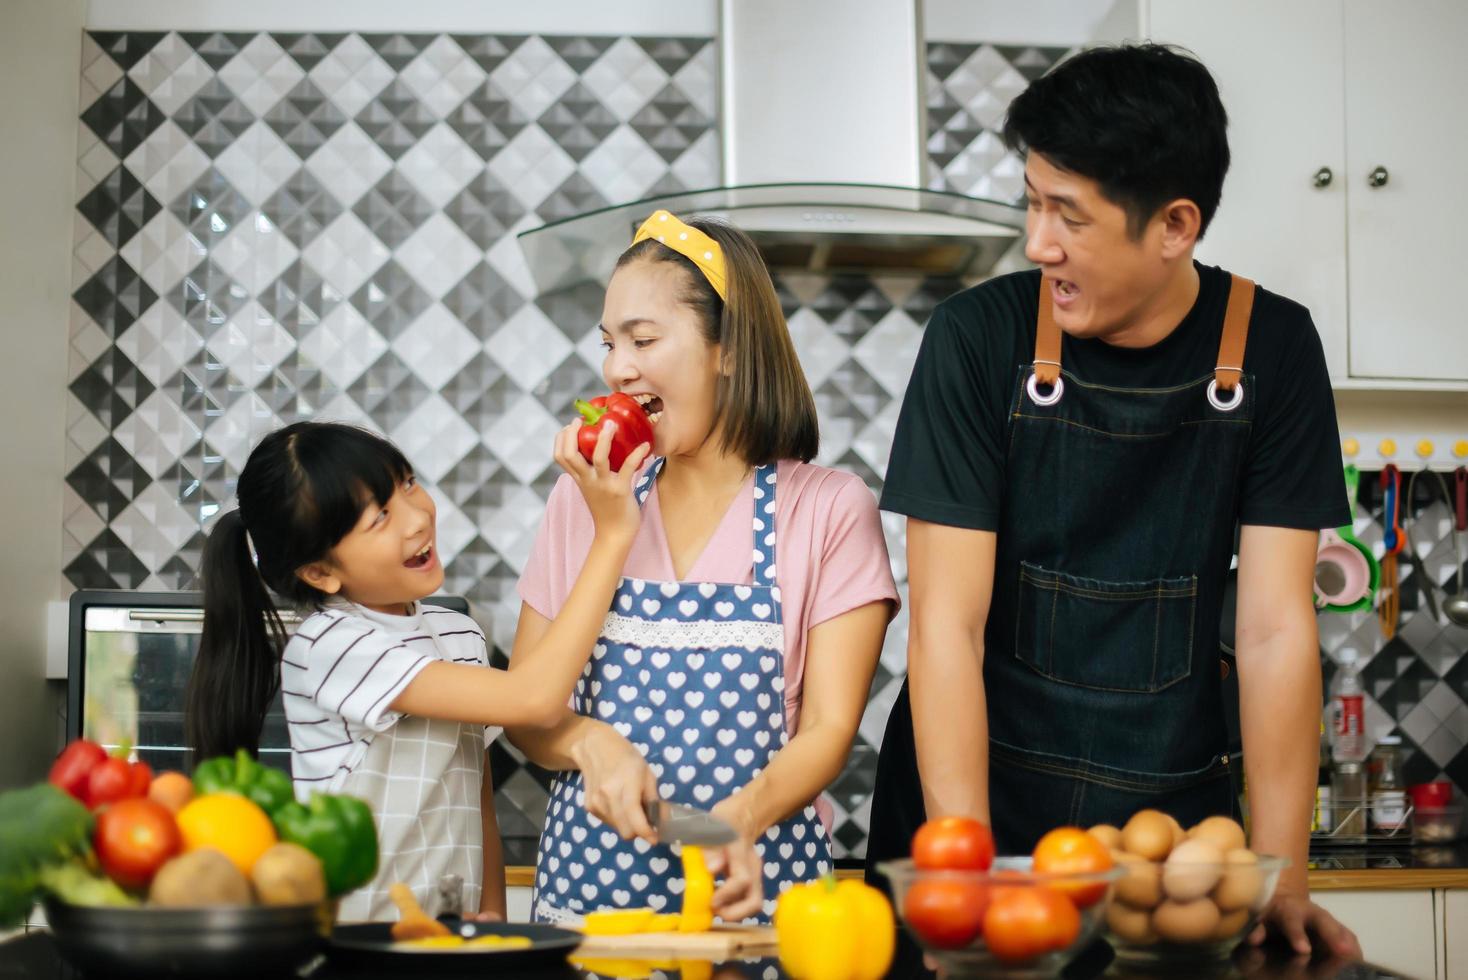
[
  {"x1": 869, "y1": 275, "x2": 1257, "y2": 859},
  {"x1": 533, "y1": 459, "x2": 831, "y2": 924}
]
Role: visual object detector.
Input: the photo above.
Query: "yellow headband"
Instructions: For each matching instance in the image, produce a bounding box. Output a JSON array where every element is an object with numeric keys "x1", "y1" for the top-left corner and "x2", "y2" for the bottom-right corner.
[{"x1": 631, "y1": 210, "x2": 728, "y2": 300}]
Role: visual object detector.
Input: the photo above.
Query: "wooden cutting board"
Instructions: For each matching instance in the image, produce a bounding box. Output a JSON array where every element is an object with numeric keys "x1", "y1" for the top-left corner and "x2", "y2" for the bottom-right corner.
[{"x1": 574, "y1": 925, "x2": 778, "y2": 958}]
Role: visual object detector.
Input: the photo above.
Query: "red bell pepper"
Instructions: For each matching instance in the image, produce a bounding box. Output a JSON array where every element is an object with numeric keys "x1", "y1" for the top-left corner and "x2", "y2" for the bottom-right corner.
[
  {"x1": 49, "y1": 738, "x2": 107, "y2": 802},
  {"x1": 576, "y1": 393, "x2": 654, "y2": 472}
]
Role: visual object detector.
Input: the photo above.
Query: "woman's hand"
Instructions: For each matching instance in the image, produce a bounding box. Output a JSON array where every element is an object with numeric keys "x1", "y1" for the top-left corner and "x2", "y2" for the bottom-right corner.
[
  {"x1": 704, "y1": 796, "x2": 766, "y2": 922},
  {"x1": 703, "y1": 838, "x2": 765, "y2": 923},
  {"x1": 572, "y1": 722, "x2": 660, "y2": 841},
  {"x1": 553, "y1": 419, "x2": 651, "y2": 541}
]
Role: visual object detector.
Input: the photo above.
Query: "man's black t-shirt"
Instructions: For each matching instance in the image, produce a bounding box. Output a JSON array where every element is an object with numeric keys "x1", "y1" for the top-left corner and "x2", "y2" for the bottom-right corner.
[{"x1": 880, "y1": 263, "x2": 1351, "y2": 532}]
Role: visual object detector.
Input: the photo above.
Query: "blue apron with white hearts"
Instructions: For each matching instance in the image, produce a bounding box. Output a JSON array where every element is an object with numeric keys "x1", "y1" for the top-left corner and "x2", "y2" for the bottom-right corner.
[{"x1": 532, "y1": 459, "x2": 831, "y2": 925}]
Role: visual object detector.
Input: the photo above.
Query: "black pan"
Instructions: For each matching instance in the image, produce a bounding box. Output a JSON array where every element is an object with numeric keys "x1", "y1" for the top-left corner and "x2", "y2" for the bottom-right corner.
[
  {"x1": 326, "y1": 919, "x2": 581, "y2": 975},
  {"x1": 42, "y1": 897, "x2": 331, "y2": 977}
]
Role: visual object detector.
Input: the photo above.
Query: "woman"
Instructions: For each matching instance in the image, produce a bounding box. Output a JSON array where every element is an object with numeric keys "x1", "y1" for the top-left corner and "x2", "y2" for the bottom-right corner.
[{"x1": 509, "y1": 210, "x2": 898, "y2": 923}]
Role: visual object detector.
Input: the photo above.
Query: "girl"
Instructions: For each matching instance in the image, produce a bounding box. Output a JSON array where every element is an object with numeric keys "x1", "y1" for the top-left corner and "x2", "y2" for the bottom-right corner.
[
  {"x1": 511, "y1": 211, "x2": 899, "y2": 924},
  {"x1": 185, "y1": 419, "x2": 649, "y2": 921}
]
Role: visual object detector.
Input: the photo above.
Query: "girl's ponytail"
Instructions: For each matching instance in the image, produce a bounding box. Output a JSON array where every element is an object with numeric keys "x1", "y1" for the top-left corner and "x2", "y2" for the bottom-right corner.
[{"x1": 185, "y1": 508, "x2": 287, "y2": 762}]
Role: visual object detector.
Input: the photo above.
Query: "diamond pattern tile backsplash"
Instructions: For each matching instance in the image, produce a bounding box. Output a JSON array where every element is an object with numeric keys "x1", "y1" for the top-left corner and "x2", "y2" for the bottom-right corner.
[{"x1": 63, "y1": 31, "x2": 1468, "y2": 867}]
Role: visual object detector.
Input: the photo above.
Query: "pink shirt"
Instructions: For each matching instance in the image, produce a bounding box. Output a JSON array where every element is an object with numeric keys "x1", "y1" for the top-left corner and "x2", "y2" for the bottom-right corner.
[{"x1": 518, "y1": 459, "x2": 899, "y2": 740}]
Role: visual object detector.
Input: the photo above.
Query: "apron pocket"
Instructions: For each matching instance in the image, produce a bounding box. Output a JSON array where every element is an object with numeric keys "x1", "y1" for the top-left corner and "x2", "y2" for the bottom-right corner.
[{"x1": 1014, "y1": 562, "x2": 1197, "y2": 693}]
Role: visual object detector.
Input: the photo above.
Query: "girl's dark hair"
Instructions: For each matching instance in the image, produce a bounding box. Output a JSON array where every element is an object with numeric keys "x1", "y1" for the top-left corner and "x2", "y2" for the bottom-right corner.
[
  {"x1": 616, "y1": 216, "x2": 819, "y2": 466},
  {"x1": 185, "y1": 421, "x2": 412, "y2": 761},
  {"x1": 1002, "y1": 43, "x2": 1230, "y2": 239}
]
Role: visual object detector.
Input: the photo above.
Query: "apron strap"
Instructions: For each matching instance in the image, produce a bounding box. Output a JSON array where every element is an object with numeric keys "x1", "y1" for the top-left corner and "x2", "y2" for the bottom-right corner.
[
  {"x1": 1033, "y1": 280, "x2": 1061, "y2": 387},
  {"x1": 752, "y1": 464, "x2": 778, "y2": 587},
  {"x1": 1214, "y1": 274, "x2": 1255, "y2": 392},
  {"x1": 1031, "y1": 272, "x2": 1258, "y2": 410},
  {"x1": 634, "y1": 457, "x2": 664, "y2": 507}
]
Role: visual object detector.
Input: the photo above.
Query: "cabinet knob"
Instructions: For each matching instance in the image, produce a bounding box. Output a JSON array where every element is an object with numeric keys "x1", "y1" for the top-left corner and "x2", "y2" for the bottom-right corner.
[
  {"x1": 1368, "y1": 166, "x2": 1390, "y2": 188},
  {"x1": 1313, "y1": 166, "x2": 1334, "y2": 188}
]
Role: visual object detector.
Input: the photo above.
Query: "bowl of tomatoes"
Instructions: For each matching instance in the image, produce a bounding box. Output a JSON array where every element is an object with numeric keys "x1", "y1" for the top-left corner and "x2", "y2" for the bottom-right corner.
[
  {"x1": 1090, "y1": 811, "x2": 1288, "y2": 967},
  {"x1": 878, "y1": 820, "x2": 1122, "y2": 978}
]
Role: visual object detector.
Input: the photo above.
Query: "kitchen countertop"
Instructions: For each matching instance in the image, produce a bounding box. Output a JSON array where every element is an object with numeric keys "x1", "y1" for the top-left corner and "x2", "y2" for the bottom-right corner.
[
  {"x1": 0, "y1": 931, "x2": 1410, "y2": 980},
  {"x1": 504, "y1": 844, "x2": 1468, "y2": 892}
]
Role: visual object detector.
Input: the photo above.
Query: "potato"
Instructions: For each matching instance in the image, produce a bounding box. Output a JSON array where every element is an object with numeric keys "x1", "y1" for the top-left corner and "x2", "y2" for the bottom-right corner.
[
  {"x1": 149, "y1": 848, "x2": 252, "y2": 906},
  {"x1": 1162, "y1": 838, "x2": 1224, "y2": 901},
  {"x1": 250, "y1": 843, "x2": 326, "y2": 906}
]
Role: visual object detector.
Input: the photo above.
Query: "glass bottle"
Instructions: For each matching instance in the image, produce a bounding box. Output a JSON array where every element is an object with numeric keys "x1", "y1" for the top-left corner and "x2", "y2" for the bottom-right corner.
[{"x1": 1368, "y1": 735, "x2": 1407, "y2": 833}]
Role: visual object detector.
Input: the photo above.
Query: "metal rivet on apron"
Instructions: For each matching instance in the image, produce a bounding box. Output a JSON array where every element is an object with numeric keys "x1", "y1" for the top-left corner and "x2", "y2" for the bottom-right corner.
[
  {"x1": 1026, "y1": 370, "x2": 1065, "y2": 407},
  {"x1": 1206, "y1": 378, "x2": 1244, "y2": 412}
]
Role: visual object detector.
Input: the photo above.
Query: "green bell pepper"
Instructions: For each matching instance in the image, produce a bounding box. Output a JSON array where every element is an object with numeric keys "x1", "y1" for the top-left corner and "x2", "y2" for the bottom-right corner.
[
  {"x1": 192, "y1": 749, "x2": 296, "y2": 815},
  {"x1": 272, "y1": 794, "x2": 378, "y2": 897}
]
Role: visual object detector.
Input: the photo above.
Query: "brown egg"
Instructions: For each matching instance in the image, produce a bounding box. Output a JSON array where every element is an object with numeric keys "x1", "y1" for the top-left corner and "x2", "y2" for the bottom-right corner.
[
  {"x1": 1162, "y1": 838, "x2": 1224, "y2": 901},
  {"x1": 1213, "y1": 848, "x2": 1263, "y2": 911},
  {"x1": 1089, "y1": 824, "x2": 1124, "y2": 850},
  {"x1": 1164, "y1": 812, "x2": 1186, "y2": 848},
  {"x1": 1122, "y1": 810, "x2": 1176, "y2": 861},
  {"x1": 1189, "y1": 815, "x2": 1247, "y2": 853},
  {"x1": 1111, "y1": 849, "x2": 1163, "y2": 909},
  {"x1": 1152, "y1": 898, "x2": 1222, "y2": 943},
  {"x1": 1211, "y1": 907, "x2": 1251, "y2": 941},
  {"x1": 1107, "y1": 900, "x2": 1157, "y2": 944}
]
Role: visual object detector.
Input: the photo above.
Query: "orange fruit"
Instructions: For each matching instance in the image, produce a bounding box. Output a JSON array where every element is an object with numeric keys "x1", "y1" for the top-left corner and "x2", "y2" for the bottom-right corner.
[
  {"x1": 176, "y1": 793, "x2": 277, "y2": 875},
  {"x1": 1032, "y1": 826, "x2": 1114, "y2": 908},
  {"x1": 147, "y1": 771, "x2": 194, "y2": 814}
]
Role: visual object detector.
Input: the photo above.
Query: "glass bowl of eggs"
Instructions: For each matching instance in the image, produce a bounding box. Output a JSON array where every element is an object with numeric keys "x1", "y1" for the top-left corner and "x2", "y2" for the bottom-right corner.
[{"x1": 1091, "y1": 811, "x2": 1288, "y2": 967}]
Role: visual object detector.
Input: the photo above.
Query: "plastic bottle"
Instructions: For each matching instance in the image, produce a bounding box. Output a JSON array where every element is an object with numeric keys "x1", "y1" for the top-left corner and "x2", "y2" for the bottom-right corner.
[{"x1": 1328, "y1": 649, "x2": 1367, "y2": 764}]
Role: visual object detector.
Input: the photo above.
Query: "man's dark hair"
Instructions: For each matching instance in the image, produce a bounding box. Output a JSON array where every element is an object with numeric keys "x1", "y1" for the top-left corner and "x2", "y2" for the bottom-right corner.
[{"x1": 1002, "y1": 43, "x2": 1230, "y2": 240}]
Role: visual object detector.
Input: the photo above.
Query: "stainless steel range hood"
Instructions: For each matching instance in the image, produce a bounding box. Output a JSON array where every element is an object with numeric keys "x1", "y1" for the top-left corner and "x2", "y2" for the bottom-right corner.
[{"x1": 517, "y1": 0, "x2": 1027, "y2": 294}]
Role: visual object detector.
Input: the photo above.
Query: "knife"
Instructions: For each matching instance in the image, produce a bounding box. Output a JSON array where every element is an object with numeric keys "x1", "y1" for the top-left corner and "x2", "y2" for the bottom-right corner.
[{"x1": 644, "y1": 799, "x2": 739, "y2": 846}]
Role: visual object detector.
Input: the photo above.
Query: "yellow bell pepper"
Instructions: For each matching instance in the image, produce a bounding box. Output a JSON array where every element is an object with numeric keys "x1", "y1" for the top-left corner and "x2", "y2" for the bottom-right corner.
[
  {"x1": 775, "y1": 877, "x2": 895, "y2": 980},
  {"x1": 678, "y1": 845, "x2": 715, "y2": 933}
]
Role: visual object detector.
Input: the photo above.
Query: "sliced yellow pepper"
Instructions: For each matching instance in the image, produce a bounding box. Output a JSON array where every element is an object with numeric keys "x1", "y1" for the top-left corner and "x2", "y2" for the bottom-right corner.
[
  {"x1": 678, "y1": 845, "x2": 715, "y2": 933},
  {"x1": 678, "y1": 958, "x2": 714, "y2": 980},
  {"x1": 643, "y1": 913, "x2": 683, "y2": 932},
  {"x1": 774, "y1": 877, "x2": 895, "y2": 980},
  {"x1": 582, "y1": 908, "x2": 657, "y2": 935}
]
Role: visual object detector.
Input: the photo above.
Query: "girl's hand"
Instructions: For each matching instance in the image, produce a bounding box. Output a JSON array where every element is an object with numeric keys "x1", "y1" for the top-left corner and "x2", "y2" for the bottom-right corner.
[
  {"x1": 703, "y1": 838, "x2": 765, "y2": 923},
  {"x1": 706, "y1": 798, "x2": 766, "y2": 922},
  {"x1": 573, "y1": 722, "x2": 660, "y2": 841},
  {"x1": 553, "y1": 419, "x2": 651, "y2": 541}
]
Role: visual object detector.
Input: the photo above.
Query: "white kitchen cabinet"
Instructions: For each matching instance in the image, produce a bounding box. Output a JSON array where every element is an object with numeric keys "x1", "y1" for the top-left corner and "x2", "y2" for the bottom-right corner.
[
  {"x1": 1311, "y1": 889, "x2": 1438, "y2": 978},
  {"x1": 1445, "y1": 890, "x2": 1468, "y2": 978},
  {"x1": 1146, "y1": 0, "x2": 1468, "y2": 385}
]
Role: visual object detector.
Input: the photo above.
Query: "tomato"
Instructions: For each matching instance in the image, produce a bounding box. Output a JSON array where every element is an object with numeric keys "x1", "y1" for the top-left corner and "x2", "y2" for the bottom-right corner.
[
  {"x1": 94, "y1": 798, "x2": 181, "y2": 889},
  {"x1": 85, "y1": 757, "x2": 153, "y2": 809},
  {"x1": 1031, "y1": 826, "x2": 1114, "y2": 908},
  {"x1": 48, "y1": 739, "x2": 107, "y2": 801},
  {"x1": 981, "y1": 885, "x2": 1081, "y2": 964},
  {"x1": 902, "y1": 879, "x2": 988, "y2": 949},
  {"x1": 911, "y1": 816, "x2": 995, "y2": 871}
]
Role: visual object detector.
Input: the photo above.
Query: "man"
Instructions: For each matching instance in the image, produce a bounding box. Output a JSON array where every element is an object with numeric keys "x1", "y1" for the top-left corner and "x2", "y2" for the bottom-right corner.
[{"x1": 866, "y1": 44, "x2": 1361, "y2": 958}]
